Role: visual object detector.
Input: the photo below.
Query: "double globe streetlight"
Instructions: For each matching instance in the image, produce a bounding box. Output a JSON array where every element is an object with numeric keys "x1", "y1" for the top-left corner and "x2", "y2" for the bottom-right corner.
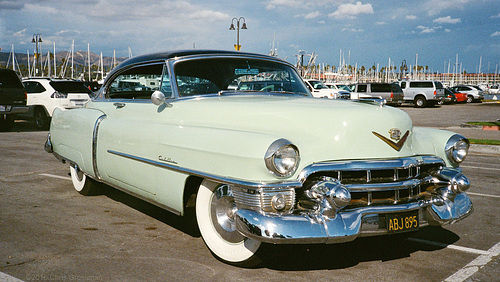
[{"x1": 229, "y1": 17, "x2": 247, "y2": 51}]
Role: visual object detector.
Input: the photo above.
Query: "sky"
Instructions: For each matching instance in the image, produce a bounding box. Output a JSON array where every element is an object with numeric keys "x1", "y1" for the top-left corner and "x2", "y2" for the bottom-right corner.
[{"x1": 0, "y1": 0, "x2": 499, "y2": 74}]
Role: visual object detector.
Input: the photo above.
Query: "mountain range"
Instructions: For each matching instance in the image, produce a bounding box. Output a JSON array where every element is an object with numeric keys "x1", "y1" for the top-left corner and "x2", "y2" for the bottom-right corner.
[{"x1": 0, "y1": 50, "x2": 128, "y2": 69}]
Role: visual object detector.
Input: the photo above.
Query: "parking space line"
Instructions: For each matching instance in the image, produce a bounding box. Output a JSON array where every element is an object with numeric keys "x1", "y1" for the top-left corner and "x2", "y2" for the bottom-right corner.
[
  {"x1": 461, "y1": 165, "x2": 500, "y2": 171},
  {"x1": 467, "y1": 192, "x2": 500, "y2": 199},
  {"x1": 444, "y1": 241, "x2": 500, "y2": 282},
  {"x1": 39, "y1": 173, "x2": 71, "y2": 181},
  {"x1": 407, "y1": 238, "x2": 490, "y2": 255}
]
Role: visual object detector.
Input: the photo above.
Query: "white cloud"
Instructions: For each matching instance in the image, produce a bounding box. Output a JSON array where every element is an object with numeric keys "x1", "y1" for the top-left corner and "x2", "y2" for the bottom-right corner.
[
  {"x1": 13, "y1": 28, "x2": 27, "y2": 37},
  {"x1": 265, "y1": 0, "x2": 303, "y2": 10},
  {"x1": 491, "y1": 13, "x2": 500, "y2": 18},
  {"x1": 342, "y1": 27, "x2": 364, "y2": 32},
  {"x1": 433, "y1": 16, "x2": 461, "y2": 24},
  {"x1": 423, "y1": 0, "x2": 471, "y2": 16},
  {"x1": 492, "y1": 31, "x2": 500, "y2": 37},
  {"x1": 417, "y1": 25, "x2": 442, "y2": 34},
  {"x1": 329, "y1": 1, "x2": 374, "y2": 19},
  {"x1": 305, "y1": 11, "x2": 320, "y2": 19},
  {"x1": 406, "y1": 15, "x2": 417, "y2": 20}
]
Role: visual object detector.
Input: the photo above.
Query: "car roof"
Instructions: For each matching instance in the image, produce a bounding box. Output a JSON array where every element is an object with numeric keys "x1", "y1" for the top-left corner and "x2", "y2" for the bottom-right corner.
[{"x1": 114, "y1": 49, "x2": 281, "y2": 69}]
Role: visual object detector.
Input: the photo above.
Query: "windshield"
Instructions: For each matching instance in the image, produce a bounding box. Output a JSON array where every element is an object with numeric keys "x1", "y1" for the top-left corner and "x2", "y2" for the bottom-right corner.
[
  {"x1": 308, "y1": 80, "x2": 327, "y2": 89},
  {"x1": 50, "y1": 81, "x2": 93, "y2": 94},
  {"x1": 173, "y1": 57, "x2": 310, "y2": 97}
]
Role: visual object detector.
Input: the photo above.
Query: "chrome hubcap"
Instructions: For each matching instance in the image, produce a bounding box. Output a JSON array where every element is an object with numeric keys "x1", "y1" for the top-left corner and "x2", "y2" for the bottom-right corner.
[{"x1": 210, "y1": 185, "x2": 245, "y2": 243}]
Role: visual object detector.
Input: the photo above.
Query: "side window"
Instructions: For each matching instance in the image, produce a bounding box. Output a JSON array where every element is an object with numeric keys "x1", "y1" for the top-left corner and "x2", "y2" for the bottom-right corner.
[
  {"x1": 358, "y1": 84, "x2": 367, "y2": 92},
  {"x1": 106, "y1": 63, "x2": 166, "y2": 99},
  {"x1": 24, "y1": 82, "x2": 46, "y2": 93},
  {"x1": 400, "y1": 82, "x2": 406, "y2": 89}
]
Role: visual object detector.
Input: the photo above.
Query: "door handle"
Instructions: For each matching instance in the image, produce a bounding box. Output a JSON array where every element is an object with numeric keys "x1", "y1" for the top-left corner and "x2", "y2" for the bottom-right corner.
[{"x1": 113, "y1": 102, "x2": 126, "y2": 108}]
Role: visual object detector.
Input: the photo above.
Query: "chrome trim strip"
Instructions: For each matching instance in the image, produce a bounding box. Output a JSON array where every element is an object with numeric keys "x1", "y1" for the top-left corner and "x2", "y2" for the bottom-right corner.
[
  {"x1": 107, "y1": 150, "x2": 302, "y2": 189},
  {"x1": 92, "y1": 115, "x2": 107, "y2": 180}
]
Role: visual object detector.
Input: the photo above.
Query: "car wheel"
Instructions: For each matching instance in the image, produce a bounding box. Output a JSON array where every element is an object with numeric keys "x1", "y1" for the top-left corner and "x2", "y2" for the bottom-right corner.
[
  {"x1": 0, "y1": 115, "x2": 14, "y2": 132},
  {"x1": 70, "y1": 165, "x2": 100, "y2": 196},
  {"x1": 466, "y1": 95, "x2": 473, "y2": 103},
  {"x1": 414, "y1": 97, "x2": 426, "y2": 108},
  {"x1": 196, "y1": 179, "x2": 262, "y2": 266},
  {"x1": 34, "y1": 108, "x2": 50, "y2": 130}
]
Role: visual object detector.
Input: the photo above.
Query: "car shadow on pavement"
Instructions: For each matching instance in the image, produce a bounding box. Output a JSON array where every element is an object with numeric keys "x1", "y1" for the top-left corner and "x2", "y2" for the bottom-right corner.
[{"x1": 258, "y1": 227, "x2": 460, "y2": 270}]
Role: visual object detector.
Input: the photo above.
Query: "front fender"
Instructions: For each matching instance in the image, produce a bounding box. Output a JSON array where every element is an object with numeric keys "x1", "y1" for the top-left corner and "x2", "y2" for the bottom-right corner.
[{"x1": 411, "y1": 127, "x2": 459, "y2": 167}]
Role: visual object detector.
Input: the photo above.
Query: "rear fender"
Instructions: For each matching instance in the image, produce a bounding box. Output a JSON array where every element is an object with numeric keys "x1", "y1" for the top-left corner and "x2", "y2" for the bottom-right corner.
[{"x1": 50, "y1": 107, "x2": 106, "y2": 177}]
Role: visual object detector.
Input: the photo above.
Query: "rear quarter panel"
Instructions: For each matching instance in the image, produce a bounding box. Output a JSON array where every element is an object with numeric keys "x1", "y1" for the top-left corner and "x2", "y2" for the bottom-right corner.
[{"x1": 50, "y1": 107, "x2": 105, "y2": 176}]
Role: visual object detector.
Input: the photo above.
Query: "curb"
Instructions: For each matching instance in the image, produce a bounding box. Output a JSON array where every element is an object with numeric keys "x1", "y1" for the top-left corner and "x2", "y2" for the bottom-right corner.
[{"x1": 469, "y1": 144, "x2": 500, "y2": 155}]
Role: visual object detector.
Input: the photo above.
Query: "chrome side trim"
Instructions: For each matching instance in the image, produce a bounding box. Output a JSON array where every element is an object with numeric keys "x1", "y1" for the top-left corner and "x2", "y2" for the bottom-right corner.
[
  {"x1": 92, "y1": 115, "x2": 107, "y2": 180},
  {"x1": 107, "y1": 150, "x2": 302, "y2": 189}
]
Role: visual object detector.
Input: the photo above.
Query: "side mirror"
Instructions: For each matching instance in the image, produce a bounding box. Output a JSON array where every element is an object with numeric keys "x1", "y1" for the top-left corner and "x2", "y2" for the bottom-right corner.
[{"x1": 151, "y1": 90, "x2": 172, "y2": 108}]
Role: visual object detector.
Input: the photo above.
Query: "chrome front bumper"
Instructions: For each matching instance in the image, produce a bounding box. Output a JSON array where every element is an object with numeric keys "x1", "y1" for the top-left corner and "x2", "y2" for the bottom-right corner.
[{"x1": 235, "y1": 192, "x2": 472, "y2": 244}]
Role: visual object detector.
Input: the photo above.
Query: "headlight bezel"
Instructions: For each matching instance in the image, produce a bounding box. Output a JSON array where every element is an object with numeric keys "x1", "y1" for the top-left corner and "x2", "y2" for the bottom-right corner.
[
  {"x1": 445, "y1": 134, "x2": 469, "y2": 166},
  {"x1": 264, "y1": 138, "x2": 300, "y2": 178}
]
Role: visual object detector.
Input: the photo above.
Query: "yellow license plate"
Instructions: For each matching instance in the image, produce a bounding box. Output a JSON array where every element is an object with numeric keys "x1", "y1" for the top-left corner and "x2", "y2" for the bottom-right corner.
[{"x1": 386, "y1": 210, "x2": 419, "y2": 233}]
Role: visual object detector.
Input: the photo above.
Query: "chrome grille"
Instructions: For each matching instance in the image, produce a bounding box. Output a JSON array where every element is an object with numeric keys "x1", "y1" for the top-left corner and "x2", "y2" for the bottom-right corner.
[{"x1": 300, "y1": 156, "x2": 444, "y2": 208}]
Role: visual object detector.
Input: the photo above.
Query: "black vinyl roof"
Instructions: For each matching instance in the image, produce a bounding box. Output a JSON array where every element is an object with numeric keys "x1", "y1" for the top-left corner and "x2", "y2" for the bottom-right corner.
[{"x1": 113, "y1": 49, "x2": 279, "y2": 71}]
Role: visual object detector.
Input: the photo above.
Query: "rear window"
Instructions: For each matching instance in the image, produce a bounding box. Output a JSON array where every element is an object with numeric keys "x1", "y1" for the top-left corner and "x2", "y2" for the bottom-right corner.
[
  {"x1": 50, "y1": 81, "x2": 92, "y2": 94},
  {"x1": 434, "y1": 82, "x2": 444, "y2": 89},
  {"x1": 0, "y1": 70, "x2": 24, "y2": 88},
  {"x1": 391, "y1": 84, "x2": 403, "y2": 93},
  {"x1": 370, "y1": 84, "x2": 392, "y2": 92},
  {"x1": 409, "y1": 81, "x2": 433, "y2": 88}
]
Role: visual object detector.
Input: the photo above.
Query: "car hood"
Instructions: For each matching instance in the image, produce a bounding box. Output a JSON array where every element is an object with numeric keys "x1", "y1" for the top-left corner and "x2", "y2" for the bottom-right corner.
[{"x1": 170, "y1": 95, "x2": 418, "y2": 162}]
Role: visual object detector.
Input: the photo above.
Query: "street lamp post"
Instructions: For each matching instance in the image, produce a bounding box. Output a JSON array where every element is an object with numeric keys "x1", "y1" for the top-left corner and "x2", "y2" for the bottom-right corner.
[
  {"x1": 229, "y1": 17, "x2": 247, "y2": 51},
  {"x1": 32, "y1": 34, "x2": 42, "y2": 76}
]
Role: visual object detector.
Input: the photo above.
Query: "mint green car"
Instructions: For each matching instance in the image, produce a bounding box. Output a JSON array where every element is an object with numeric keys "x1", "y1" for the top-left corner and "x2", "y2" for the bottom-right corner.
[{"x1": 45, "y1": 50, "x2": 472, "y2": 266}]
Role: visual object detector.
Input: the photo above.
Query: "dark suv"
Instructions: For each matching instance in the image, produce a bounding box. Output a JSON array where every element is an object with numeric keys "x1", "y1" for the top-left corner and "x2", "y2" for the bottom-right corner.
[{"x1": 0, "y1": 69, "x2": 28, "y2": 131}]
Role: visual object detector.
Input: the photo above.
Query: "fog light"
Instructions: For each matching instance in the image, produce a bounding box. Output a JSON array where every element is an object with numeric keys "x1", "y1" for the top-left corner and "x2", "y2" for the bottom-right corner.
[{"x1": 271, "y1": 193, "x2": 286, "y2": 211}]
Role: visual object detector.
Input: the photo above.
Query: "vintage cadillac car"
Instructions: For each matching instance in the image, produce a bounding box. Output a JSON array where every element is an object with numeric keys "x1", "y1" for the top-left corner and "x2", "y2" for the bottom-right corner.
[{"x1": 45, "y1": 50, "x2": 472, "y2": 266}]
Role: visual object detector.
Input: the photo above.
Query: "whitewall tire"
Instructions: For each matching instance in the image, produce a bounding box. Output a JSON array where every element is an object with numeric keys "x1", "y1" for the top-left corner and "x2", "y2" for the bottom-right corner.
[
  {"x1": 196, "y1": 180, "x2": 262, "y2": 266},
  {"x1": 70, "y1": 165, "x2": 99, "y2": 196}
]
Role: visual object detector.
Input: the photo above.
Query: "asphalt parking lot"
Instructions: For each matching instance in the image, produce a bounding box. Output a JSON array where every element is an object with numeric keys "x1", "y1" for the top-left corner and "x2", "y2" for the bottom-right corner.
[{"x1": 1, "y1": 102, "x2": 499, "y2": 281}]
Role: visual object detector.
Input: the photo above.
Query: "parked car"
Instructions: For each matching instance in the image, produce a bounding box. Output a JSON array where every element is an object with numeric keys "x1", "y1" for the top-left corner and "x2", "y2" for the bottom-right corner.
[
  {"x1": 304, "y1": 79, "x2": 339, "y2": 99},
  {"x1": 324, "y1": 82, "x2": 351, "y2": 99},
  {"x1": 489, "y1": 84, "x2": 499, "y2": 94},
  {"x1": 398, "y1": 80, "x2": 445, "y2": 108},
  {"x1": 45, "y1": 50, "x2": 473, "y2": 266},
  {"x1": 350, "y1": 83, "x2": 404, "y2": 105},
  {"x1": 21, "y1": 78, "x2": 92, "y2": 129},
  {"x1": 0, "y1": 68, "x2": 28, "y2": 131},
  {"x1": 448, "y1": 88, "x2": 467, "y2": 103},
  {"x1": 439, "y1": 88, "x2": 456, "y2": 104},
  {"x1": 449, "y1": 85, "x2": 485, "y2": 103}
]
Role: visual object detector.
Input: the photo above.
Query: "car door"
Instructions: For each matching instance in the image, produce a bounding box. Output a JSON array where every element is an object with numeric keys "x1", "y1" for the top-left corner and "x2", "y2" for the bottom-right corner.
[{"x1": 95, "y1": 62, "x2": 171, "y2": 197}]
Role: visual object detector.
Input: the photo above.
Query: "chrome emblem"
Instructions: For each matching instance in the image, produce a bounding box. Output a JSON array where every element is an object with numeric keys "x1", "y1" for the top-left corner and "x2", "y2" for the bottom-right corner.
[
  {"x1": 389, "y1": 128, "x2": 401, "y2": 141},
  {"x1": 372, "y1": 130, "x2": 410, "y2": 152}
]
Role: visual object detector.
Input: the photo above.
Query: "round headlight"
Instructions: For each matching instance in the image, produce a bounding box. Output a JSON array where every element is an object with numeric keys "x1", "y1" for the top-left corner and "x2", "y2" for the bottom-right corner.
[
  {"x1": 445, "y1": 134, "x2": 469, "y2": 165},
  {"x1": 265, "y1": 139, "x2": 300, "y2": 177}
]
